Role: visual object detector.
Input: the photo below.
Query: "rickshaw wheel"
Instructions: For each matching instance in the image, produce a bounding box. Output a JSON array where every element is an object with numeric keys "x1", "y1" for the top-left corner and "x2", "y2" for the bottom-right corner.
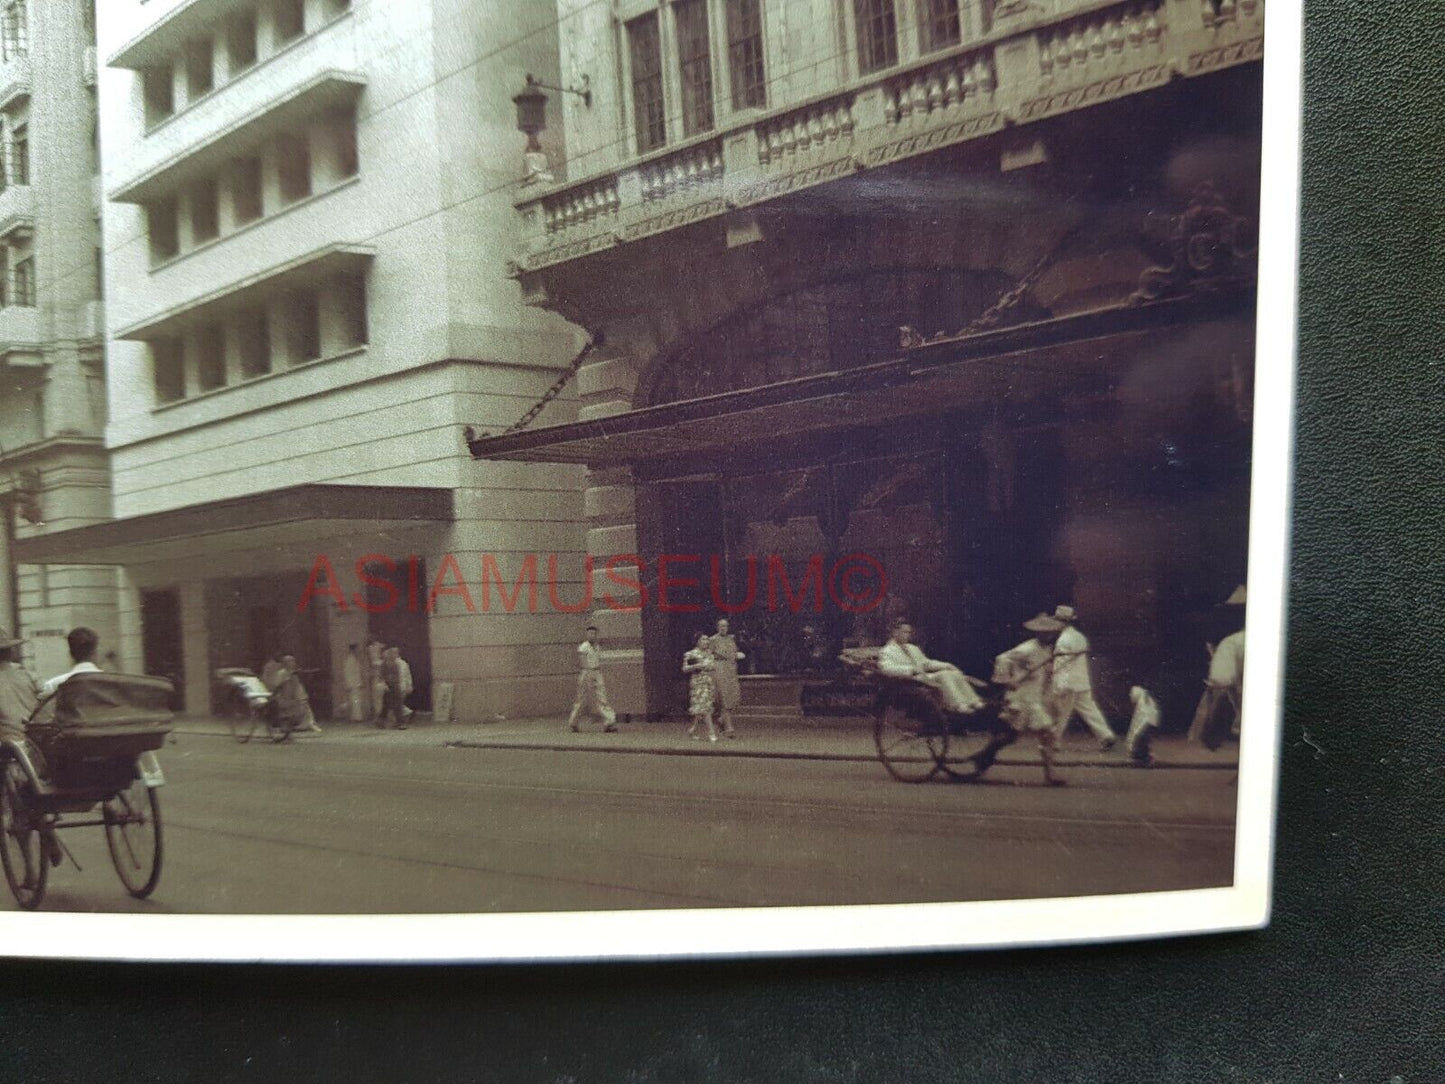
[
  {"x1": 873, "y1": 702, "x2": 947, "y2": 783},
  {"x1": 0, "y1": 759, "x2": 48, "y2": 910},
  {"x1": 103, "y1": 775, "x2": 163, "y2": 899},
  {"x1": 936, "y1": 726, "x2": 1014, "y2": 781}
]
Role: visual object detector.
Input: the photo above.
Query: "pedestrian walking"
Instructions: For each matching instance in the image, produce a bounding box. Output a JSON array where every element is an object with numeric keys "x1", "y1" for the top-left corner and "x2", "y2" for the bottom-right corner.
[
  {"x1": 367, "y1": 637, "x2": 386, "y2": 723},
  {"x1": 343, "y1": 643, "x2": 365, "y2": 723},
  {"x1": 378, "y1": 647, "x2": 408, "y2": 730},
  {"x1": 1124, "y1": 686, "x2": 1161, "y2": 766},
  {"x1": 1188, "y1": 585, "x2": 1246, "y2": 749},
  {"x1": 684, "y1": 633, "x2": 718, "y2": 742},
  {"x1": 396, "y1": 649, "x2": 415, "y2": 724},
  {"x1": 275, "y1": 654, "x2": 321, "y2": 735},
  {"x1": 710, "y1": 618, "x2": 744, "y2": 739},
  {"x1": 993, "y1": 613, "x2": 1068, "y2": 785},
  {"x1": 567, "y1": 625, "x2": 617, "y2": 733},
  {"x1": 1049, "y1": 605, "x2": 1119, "y2": 750},
  {"x1": 878, "y1": 619, "x2": 984, "y2": 715}
]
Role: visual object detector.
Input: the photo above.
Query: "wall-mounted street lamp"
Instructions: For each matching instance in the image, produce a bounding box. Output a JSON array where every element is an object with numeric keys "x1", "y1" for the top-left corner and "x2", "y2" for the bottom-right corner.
[{"x1": 512, "y1": 72, "x2": 592, "y2": 185}]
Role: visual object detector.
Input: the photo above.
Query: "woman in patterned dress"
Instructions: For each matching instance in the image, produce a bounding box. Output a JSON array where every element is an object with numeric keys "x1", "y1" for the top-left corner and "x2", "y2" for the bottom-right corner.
[{"x1": 683, "y1": 634, "x2": 718, "y2": 742}]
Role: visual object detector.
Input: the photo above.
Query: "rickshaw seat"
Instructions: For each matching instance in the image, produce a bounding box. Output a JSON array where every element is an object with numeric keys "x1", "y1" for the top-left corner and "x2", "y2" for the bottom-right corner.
[{"x1": 27, "y1": 672, "x2": 175, "y2": 761}]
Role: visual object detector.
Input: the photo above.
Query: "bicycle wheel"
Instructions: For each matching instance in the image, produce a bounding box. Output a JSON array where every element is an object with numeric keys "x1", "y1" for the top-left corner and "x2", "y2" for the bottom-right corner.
[
  {"x1": 0, "y1": 759, "x2": 48, "y2": 910},
  {"x1": 228, "y1": 692, "x2": 256, "y2": 744},
  {"x1": 104, "y1": 775, "x2": 163, "y2": 899},
  {"x1": 936, "y1": 722, "x2": 1017, "y2": 781},
  {"x1": 873, "y1": 702, "x2": 947, "y2": 783}
]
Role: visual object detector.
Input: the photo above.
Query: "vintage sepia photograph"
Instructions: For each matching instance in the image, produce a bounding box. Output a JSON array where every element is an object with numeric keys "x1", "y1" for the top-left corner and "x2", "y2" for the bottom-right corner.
[{"x1": 0, "y1": 0, "x2": 1294, "y2": 957}]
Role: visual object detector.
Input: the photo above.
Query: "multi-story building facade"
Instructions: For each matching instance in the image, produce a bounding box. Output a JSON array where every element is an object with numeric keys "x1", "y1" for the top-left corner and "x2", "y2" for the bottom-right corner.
[
  {"x1": 19, "y1": 0, "x2": 587, "y2": 721},
  {"x1": 471, "y1": 0, "x2": 1266, "y2": 726},
  {"x1": 0, "y1": 0, "x2": 121, "y2": 680}
]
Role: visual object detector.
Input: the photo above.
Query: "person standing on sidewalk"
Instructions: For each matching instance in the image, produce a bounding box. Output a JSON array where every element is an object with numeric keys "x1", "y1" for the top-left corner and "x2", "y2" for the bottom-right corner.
[
  {"x1": 1049, "y1": 605, "x2": 1119, "y2": 751},
  {"x1": 567, "y1": 625, "x2": 617, "y2": 733},
  {"x1": 1189, "y1": 585, "x2": 1246, "y2": 749},
  {"x1": 396, "y1": 648, "x2": 415, "y2": 725},
  {"x1": 343, "y1": 644, "x2": 365, "y2": 723},
  {"x1": 684, "y1": 634, "x2": 718, "y2": 742},
  {"x1": 378, "y1": 647, "x2": 408, "y2": 730},
  {"x1": 710, "y1": 618, "x2": 744, "y2": 739},
  {"x1": 993, "y1": 613, "x2": 1068, "y2": 786},
  {"x1": 367, "y1": 638, "x2": 386, "y2": 723}
]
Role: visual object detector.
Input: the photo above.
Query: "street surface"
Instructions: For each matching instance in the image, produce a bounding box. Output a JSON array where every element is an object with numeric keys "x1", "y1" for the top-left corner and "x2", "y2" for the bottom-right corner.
[{"x1": 8, "y1": 726, "x2": 1237, "y2": 914}]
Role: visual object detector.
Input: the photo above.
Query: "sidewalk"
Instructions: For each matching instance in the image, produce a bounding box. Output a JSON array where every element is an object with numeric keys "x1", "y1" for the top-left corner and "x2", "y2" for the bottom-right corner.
[{"x1": 170, "y1": 714, "x2": 1239, "y2": 770}]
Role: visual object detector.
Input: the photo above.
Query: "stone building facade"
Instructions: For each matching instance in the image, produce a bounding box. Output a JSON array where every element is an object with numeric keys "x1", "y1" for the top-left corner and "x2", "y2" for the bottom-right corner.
[
  {"x1": 474, "y1": 0, "x2": 1266, "y2": 727},
  {"x1": 0, "y1": 0, "x2": 121, "y2": 680},
  {"x1": 19, "y1": 0, "x2": 589, "y2": 721}
]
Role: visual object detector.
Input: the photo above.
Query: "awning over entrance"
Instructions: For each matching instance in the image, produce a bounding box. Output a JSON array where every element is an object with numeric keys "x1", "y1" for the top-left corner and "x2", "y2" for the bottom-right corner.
[
  {"x1": 13, "y1": 484, "x2": 454, "y2": 567},
  {"x1": 465, "y1": 292, "x2": 1251, "y2": 467}
]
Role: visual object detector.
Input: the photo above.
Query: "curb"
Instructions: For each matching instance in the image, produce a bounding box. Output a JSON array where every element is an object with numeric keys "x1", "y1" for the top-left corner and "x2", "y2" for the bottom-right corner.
[{"x1": 447, "y1": 739, "x2": 1239, "y2": 770}]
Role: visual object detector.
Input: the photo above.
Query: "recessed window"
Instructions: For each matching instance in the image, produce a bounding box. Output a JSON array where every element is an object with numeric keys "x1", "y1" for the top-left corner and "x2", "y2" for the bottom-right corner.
[
  {"x1": 273, "y1": 0, "x2": 305, "y2": 46},
  {"x1": 195, "y1": 323, "x2": 227, "y2": 392},
  {"x1": 190, "y1": 176, "x2": 220, "y2": 244},
  {"x1": 93, "y1": 246, "x2": 103, "y2": 300},
  {"x1": 143, "y1": 65, "x2": 175, "y2": 127},
  {"x1": 153, "y1": 339, "x2": 185, "y2": 403},
  {"x1": 627, "y1": 13, "x2": 666, "y2": 154},
  {"x1": 185, "y1": 37, "x2": 214, "y2": 100},
  {"x1": 148, "y1": 197, "x2": 180, "y2": 262},
  {"x1": 230, "y1": 155, "x2": 264, "y2": 225},
  {"x1": 226, "y1": 11, "x2": 258, "y2": 74},
  {"x1": 854, "y1": 0, "x2": 899, "y2": 75},
  {"x1": 674, "y1": 0, "x2": 715, "y2": 137},
  {"x1": 9, "y1": 122, "x2": 26, "y2": 186},
  {"x1": 237, "y1": 307, "x2": 271, "y2": 378},
  {"x1": 322, "y1": 104, "x2": 359, "y2": 181},
  {"x1": 11, "y1": 255, "x2": 32, "y2": 307},
  {"x1": 338, "y1": 274, "x2": 368, "y2": 348},
  {"x1": 1, "y1": 2, "x2": 26, "y2": 62},
  {"x1": 283, "y1": 291, "x2": 321, "y2": 364},
  {"x1": 276, "y1": 131, "x2": 312, "y2": 204},
  {"x1": 726, "y1": 0, "x2": 767, "y2": 110},
  {"x1": 921, "y1": 0, "x2": 962, "y2": 51}
]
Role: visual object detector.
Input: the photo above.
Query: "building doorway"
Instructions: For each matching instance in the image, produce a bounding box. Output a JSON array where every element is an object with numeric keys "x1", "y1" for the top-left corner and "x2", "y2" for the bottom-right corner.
[{"x1": 140, "y1": 588, "x2": 184, "y2": 711}]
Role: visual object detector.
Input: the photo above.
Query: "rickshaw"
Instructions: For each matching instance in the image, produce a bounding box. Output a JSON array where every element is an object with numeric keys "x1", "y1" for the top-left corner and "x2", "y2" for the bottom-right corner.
[
  {"x1": 836, "y1": 649, "x2": 1021, "y2": 783},
  {"x1": 214, "y1": 666, "x2": 287, "y2": 744},
  {"x1": 0, "y1": 672, "x2": 174, "y2": 910}
]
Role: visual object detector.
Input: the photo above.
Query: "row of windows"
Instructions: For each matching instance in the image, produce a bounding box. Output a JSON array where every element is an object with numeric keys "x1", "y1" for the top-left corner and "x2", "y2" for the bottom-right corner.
[
  {"x1": 624, "y1": 0, "x2": 985, "y2": 154},
  {"x1": 152, "y1": 274, "x2": 367, "y2": 404},
  {"x1": 0, "y1": 1, "x2": 25, "y2": 64},
  {"x1": 146, "y1": 106, "x2": 359, "y2": 265},
  {"x1": 0, "y1": 246, "x2": 36, "y2": 308},
  {"x1": 141, "y1": 0, "x2": 352, "y2": 129}
]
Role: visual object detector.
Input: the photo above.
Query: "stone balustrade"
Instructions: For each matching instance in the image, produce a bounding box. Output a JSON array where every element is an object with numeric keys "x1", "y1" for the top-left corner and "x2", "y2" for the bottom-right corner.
[{"x1": 515, "y1": 0, "x2": 1265, "y2": 273}]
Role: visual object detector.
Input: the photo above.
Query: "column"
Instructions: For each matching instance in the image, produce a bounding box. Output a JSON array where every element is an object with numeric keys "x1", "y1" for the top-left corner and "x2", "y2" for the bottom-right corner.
[
  {"x1": 0, "y1": 501, "x2": 15, "y2": 637},
  {"x1": 178, "y1": 580, "x2": 209, "y2": 716}
]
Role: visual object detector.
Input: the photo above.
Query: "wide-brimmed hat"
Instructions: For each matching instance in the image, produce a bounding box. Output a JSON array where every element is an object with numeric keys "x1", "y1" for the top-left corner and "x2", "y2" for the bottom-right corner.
[
  {"x1": 1023, "y1": 613, "x2": 1065, "y2": 634},
  {"x1": 0, "y1": 627, "x2": 23, "y2": 649},
  {"x1": 1052, "y1": 605, "x2": 1078, "y2": 623},
  {"x1": 1223, "y1": 584, "x2": 1247, "y2": 606}
]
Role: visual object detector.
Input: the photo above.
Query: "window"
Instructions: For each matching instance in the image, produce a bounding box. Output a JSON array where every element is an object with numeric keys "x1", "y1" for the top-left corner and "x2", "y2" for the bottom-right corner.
[
  {"x1": 237, "y1": 307, "x2": 271, "y2": 377},
  {"x1": 338, "y1": 274, "x2": 368, "y2": 348},
  {"x1": 283, "y1": 291, "x2": 320, "y2": 364},
  {"x1": 920, "y1": 0, "x2": 961, "y2": 52},
  {"x1": 322, "y1": 104, "x2": 359, "y2": 181},
  {"x1": 1, "y1": 2, "x2": 25, "y2": 62},
  {"x1": 93, "y1": 245, "x2": 103, "y2": 299},
  {"x1": 230, "y1": 155, "x2": 264, "y2": 225},
  {"x1": 226, "y1": 10, "x2": 258, "y2": 73},
  {"x1": 190, "y1": 176, "x2": 220, "y2": 244},
  {"x1": 726, "y1": 0, "x2": 767, "y2": 110},
  {"x1": 88, "y1": 89, "x2": 100, "y2": 174},
  {"x1": 153, "y1": 339, "x2": 185, "y2": 403},
  {"x1": 627, "y1": 13, "x2": 666, "y2": 153},
  {"x1": 16, "y1": 255, "x2": 37, "y2": 307},
  {"x1": 143, "y1": 65, "x2": 175, "y2": 127},
  {"x1": 276, "y1": 132, "x2": 312, "y2": 203},
  {"x1": 148, "y1": 197, "x2": 180, "y2": 262},
  {"x1": 674, "y1": 0, "x2": 715, "y2": 137},
  {"x1": 0, "y1": 247, "x2": 9, "y2": 305},
  {"x1": 273, "y1": 0, "x2": 305, "y2": 46},
  {"x1": 854, "y1": 0, "x2": 899, "y2": 74},
  {"x1": 9, "y1": 121, "x2": 25, "y2": 185},
  {"x1": 185, "y1": 37, "x2": 214, "y2": 100},
  {"x1": 195, "y1": 323, "x2": 226, "y2": 391}
]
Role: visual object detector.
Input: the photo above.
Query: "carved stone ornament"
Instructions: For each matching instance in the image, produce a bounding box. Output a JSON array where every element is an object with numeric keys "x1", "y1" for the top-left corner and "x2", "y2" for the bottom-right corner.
[{"x1": 1130, "y1": 182, "x2": 1258, "y2": 303}]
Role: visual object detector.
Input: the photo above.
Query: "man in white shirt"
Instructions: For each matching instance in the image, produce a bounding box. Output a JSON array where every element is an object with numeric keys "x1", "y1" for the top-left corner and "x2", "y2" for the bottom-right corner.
[
  {"x1": 877, "y1": 620, "x2": 983, "y2": 715},
  {"x1": 396, "y1": 650, "x2": 415, "y2": 723},
  {"x1": 993, "y1": 613, "x2": 1069, "y2": 785},
  {"x1": 40, "y1": 627, "x2": 103, "y2": 699},
  {"x1": 1049, "y1": 605, "x2": 1119, "y2": 750},
  {"x1": 342, "y1": 644, "x2": 364, "y2": 722},
  {"x1": 1188, "y1": 585, "x2": 1246, "y2": 748},
  {"x1": 567, "y1": 625, "x2": 618, "y2": 733}
]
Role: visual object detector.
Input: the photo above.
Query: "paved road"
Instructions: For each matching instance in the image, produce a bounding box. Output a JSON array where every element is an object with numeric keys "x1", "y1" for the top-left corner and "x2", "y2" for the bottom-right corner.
[{"x1": 7, "y1": 734, "x2": 1236, "y2": 914}]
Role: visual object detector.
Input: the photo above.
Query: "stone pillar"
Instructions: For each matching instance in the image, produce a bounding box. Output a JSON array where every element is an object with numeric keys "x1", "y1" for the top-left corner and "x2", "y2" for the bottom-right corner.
[
  {"x1": 178, "y1": 580, "x2": 209, "y2": 716},
  {"x1": 115, "y1": 570, "x2": 144, "y2": 673},
  {"x1": 42, "y1": 349, "x2": 93, "y2": 437},
  {"x1": 0, "y1": 501, "x2": 15, "y2": 637},
  {"x1": 586, "y1": 466, "x2": 645, "y2": 714}
]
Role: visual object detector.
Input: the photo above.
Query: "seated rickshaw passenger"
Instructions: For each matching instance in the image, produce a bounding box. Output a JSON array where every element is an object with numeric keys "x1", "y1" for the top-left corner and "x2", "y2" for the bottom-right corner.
[
  {"x1": 39, "y1": 627, "x2": 102, "y2": 700},
  {"x1": 877, "y1": 620, "x2": 984, "y2": 715}
]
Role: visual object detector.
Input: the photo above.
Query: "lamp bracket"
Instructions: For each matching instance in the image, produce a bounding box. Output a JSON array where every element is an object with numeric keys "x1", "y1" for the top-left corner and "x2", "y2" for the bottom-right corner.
[{"x1": 525, "y1": 72, "x2": 592, "y2": 109}]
